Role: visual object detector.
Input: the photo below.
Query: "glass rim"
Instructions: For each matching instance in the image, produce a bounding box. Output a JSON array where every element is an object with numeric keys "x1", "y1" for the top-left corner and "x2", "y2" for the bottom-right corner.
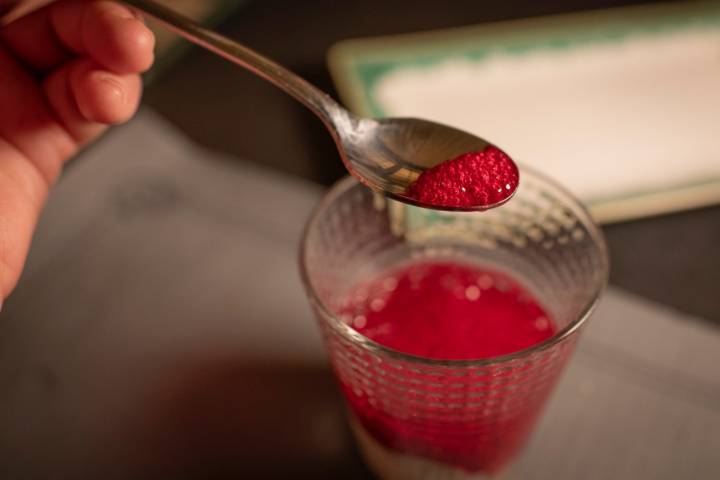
[{"x1": 299, "y1": 168, "x2": 609, "y2": 368}]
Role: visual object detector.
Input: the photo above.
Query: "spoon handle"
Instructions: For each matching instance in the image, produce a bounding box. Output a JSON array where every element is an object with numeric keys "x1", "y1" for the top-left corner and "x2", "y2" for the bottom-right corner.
[{"x1": 123, "y1": 0, "x2": 348, "y2": 131}]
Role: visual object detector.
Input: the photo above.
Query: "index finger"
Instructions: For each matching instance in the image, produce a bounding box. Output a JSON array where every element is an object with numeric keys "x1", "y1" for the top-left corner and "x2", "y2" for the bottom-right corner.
[
  {"x1": 52, "y1": 0, "x2": 155, "y2": 74},
  {"x1": 2, "y1": 0, "x2": 155, "y2": 74}
]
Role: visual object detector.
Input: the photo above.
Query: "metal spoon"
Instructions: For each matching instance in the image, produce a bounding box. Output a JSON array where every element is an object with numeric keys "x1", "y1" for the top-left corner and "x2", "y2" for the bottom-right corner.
[{"x1": 124, "y1": 0, "x2": 518, "y2": 212}]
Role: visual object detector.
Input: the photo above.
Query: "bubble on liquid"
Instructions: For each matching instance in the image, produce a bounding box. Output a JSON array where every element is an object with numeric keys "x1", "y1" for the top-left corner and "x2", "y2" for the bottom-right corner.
[
  {"x1": 353, "y1": 315, "x2": 367, "y2": 329},
  {"x1": 534, "y1": 316, "x2": 549, "y2": 330},
  {"x1": 370, "y1": 298, "x2": 386, "y2": 312},
  {"x1": 465, "y1": 285, "x2": 481, "y2": 301},
  {"x1": 477, "y1": 274, "x2": 494, "y2": 290},
  {"x1": 353, "y1": 287, "x2": 368, "y2": 304}
]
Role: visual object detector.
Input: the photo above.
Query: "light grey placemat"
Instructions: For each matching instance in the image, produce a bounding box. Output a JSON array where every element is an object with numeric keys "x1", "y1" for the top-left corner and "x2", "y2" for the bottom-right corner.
[
  {"x1": 514, "y1": 288, "x2": 720, "y2": 480},
  {"x1": 0, "y1": 109, "x2": 718, "y2": 479}
]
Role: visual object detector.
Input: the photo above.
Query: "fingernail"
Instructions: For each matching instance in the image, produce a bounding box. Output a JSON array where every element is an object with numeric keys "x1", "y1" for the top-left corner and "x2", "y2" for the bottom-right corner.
[{"x1": 98, "y1": 72, "x2": 126, "y2": 106}]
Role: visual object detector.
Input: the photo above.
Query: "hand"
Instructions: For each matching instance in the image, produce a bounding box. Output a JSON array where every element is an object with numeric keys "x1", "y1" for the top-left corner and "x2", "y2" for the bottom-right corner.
[{"x1": 0, "y1": 0, "x2": 154, "y2": 305}]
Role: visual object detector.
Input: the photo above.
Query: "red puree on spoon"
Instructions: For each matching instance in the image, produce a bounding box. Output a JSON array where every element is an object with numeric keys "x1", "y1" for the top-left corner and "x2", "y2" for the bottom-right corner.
[
  {"x1": 339, "y1": 261, "x2": 556, "y2": 473},
  {"x1": 406, "y1": 146, "x2": 519, "y2": 208}
]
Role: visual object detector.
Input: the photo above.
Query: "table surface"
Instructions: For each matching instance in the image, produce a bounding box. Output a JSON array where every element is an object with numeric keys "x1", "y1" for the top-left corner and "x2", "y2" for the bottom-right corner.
[
  {"x1": 1, "y1": 1, "x2": 719, "y2": 479},
  {"x1": 1, "y1": 109, "x2": 718, "y2": 480}
]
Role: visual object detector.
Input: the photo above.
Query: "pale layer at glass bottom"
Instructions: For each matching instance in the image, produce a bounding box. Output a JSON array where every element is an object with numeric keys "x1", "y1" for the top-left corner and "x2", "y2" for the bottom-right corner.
[{"x1": 350, "y1": 416, "x2": 495, "y2": 480}]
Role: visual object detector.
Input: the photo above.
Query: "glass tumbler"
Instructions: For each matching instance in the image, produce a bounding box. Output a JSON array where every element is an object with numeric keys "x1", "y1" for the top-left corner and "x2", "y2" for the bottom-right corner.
[{"x1": 300, "y1": 169, "x2": 608, "y2": 479}]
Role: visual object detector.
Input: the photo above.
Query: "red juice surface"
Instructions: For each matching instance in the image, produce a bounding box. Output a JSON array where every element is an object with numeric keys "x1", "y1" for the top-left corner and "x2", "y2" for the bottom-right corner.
[
  {"x1": 337, "y1": 261, "x2": 558, "y2": 473},
  {"x1": 406, "y1": 146, "x2": 519, "y2": 209}
]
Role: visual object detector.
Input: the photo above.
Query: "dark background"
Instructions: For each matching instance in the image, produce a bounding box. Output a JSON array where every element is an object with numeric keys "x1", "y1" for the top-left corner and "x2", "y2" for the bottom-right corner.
[{"x1": 144, "y1": 0, "x2": 720, "y2": 323}]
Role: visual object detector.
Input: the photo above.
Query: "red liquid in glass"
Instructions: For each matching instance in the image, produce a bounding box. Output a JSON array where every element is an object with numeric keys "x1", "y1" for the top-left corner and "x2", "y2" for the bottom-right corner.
[
  {"x1": 406, "y1": 146, "x2": 519, "y2": 209},
  {"x1": 338, "y1": 261, "x2": 557, "y2": 473}
]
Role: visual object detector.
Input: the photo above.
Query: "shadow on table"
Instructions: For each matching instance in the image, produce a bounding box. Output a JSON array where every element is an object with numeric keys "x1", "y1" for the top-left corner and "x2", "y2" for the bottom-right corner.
[{"x1": 121, "y1": 359, "x2": 373, "y2": 479}]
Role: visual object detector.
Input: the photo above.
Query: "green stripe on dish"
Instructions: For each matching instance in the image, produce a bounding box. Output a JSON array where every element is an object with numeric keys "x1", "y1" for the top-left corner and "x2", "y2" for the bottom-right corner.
[{"x1": 335, "y1": 1, "x2": 720, "y2": 117}]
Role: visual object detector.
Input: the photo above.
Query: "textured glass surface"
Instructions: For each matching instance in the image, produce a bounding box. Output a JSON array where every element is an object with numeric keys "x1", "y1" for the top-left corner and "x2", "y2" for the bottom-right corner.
[{"x1": 300, "y1": 169, "x2": 608, "y2": 478}]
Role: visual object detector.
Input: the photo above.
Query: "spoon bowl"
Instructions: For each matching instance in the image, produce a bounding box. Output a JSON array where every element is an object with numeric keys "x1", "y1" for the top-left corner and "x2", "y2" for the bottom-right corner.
[
  {"x1": 343, "y1": 116, "x2": 516, "y2": 210},
  {"x1": 121, "y1": 0, "x2": 518, "y2": 211}
]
